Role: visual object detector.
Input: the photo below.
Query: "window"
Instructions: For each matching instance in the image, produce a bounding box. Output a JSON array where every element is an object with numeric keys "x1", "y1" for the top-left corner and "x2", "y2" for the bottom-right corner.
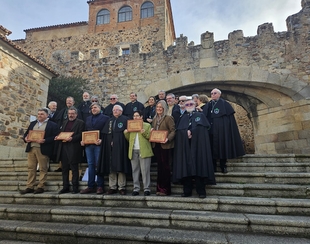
[
  {"x1": 141, "y1": 1, "x2": 154, "y2": 18},
  {"x1": 97, "y1": 9, "x2": 110, "y2": 25},
  {"x1": 122, "y1": 48, "x2": 130, "y2": 55},
  {"x1": 118, "y1": 6, "x2": 132, "y2": 22}
]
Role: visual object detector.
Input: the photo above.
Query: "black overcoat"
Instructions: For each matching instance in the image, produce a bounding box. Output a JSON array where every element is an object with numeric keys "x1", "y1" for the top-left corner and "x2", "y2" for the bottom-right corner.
[
  {"x1": 172, "y1": 111, "x2": 216, "y2": 185},
  {"x1": 97, "y1": 115, "x2": 131, "y2": 176},
  {"x1": 56, "y1": 118, "x2": 85, "y2": 163},
  {"x1": 203, "y1": 98, "x2": 245, "y2": 159}
]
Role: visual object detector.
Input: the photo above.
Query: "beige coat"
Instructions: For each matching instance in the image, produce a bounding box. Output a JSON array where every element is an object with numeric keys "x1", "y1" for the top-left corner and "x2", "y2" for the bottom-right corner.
[{"x1": 151, "y1": 115, "x2": 175, "y2": 149}]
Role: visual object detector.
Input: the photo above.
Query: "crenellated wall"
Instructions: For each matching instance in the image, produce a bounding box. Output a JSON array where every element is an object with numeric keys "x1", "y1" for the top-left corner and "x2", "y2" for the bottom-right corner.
[{"x1": 9, "y1": 0, "x2": 310, "y2": 154}]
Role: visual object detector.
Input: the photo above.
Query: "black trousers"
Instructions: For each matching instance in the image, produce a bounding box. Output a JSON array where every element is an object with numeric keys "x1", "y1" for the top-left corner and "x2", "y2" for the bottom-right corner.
[
  {"x1": 61, "y1": 149, "x2": 79, "y2": 190},
  {"x1": 213, "y1": 159, "x2": 227, "y2": 170},
  {"x1": 182, "y1": 176, "x2": 206, "y2": 196}
]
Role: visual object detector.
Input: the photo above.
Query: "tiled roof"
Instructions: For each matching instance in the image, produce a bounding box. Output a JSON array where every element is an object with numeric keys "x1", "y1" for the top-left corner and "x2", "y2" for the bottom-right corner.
[
  {"x1": 24, "y1": 21, "x2": 88, "y2": 32},
  {"x1": 0, "y1": 34, "x2": 58, "y2": 76}
]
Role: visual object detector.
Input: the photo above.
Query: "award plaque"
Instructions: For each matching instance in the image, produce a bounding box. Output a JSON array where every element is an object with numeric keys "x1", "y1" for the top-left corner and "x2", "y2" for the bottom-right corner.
[
  {"x1": 82, "y1": 130, "x2": 100, "y2": 144},
  {"x1": 56, "y1": 132, "x2": 74, "y2": 140},
  {"x1": 149, "y1": 130, "x2": 168, "y2": 143},
  {"x1": 28, "y1": 130, "x2": 45, "y2": 141},
  {"x1": 127, "y1": 119, "x2": 143, "y2": 132}
]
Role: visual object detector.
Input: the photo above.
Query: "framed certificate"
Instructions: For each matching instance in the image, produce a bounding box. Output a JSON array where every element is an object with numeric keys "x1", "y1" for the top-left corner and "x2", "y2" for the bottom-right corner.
[
  {"x1": 28, "y1": 130, "x2": 45, "y2": 141},
  {"x1": 56, "y1": 132, "x2": 74, "y2": 140},
  {"x1": 127, "y1": 119, "x2": 143, "y2": 132},
  {"x1": 82, "y1": 130, "x2": 100, "y2": 144},
  {"x1": 149, "y1": 130, "x2": 168, "y2": 143}
]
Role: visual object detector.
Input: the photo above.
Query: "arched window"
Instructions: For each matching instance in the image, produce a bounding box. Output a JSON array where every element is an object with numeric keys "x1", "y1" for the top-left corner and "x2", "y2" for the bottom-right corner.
[
  {"x1": 118, "y1": 6, "x2": 132, "y2": 22},
  {"x1": 141, "y1": 1, "x2": 154, "y2": 18},
  {"x1": 97, "y1": 9, "x2": 110, "y2": 25}
]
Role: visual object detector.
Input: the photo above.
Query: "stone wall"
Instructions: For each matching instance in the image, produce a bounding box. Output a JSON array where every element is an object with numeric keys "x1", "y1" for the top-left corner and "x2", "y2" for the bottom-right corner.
[
  {"x1": 10, "y1": 0, "x2": 310, "y2": 155},
  {"x1": 0, "y1": 38, "x2": 54, "y2": 159}
]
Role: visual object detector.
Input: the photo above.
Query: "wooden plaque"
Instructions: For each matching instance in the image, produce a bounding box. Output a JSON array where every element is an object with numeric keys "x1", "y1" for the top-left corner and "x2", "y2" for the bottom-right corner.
[
  {"x1": 127, "y1": 119, "x2": 143, "y2": 132},
  {"x1": 56, "y1": 132, "x2": 74, "y2": 140},
  {"x1": 149, "y1": 130, "x2": 168, "y2": 143},
  {"x1": 82, "y1": 130, "x2": 100, "y2": 145},
  {"x1": 28, "y1": 130, "x2": 45, "y2": 142}
]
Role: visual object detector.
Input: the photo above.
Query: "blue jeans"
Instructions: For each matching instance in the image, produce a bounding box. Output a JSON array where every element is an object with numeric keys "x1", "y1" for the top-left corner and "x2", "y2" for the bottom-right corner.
[{"x1": 85, "y1": 145, "x2": 104, "y2": 188}]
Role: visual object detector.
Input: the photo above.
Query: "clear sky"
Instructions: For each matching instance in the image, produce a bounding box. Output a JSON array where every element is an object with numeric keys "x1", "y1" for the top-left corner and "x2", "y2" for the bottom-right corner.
[{"x1": 0, "y1": 0, "x2": 302, "y2": 44}]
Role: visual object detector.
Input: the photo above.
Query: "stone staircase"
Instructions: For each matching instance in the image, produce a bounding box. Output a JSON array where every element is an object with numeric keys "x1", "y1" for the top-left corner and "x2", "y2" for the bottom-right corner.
[{"x1": 0, "y1": 155, "x2": 309, "y2": 243}]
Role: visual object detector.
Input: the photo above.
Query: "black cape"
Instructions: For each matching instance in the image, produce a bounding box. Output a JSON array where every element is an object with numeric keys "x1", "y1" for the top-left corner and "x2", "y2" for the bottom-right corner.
[
  {"x1": 124, "y1": 101, "x2": 145, "y2": 119},
  {"x1": 172, "y1": 111, "x2": 216, "y2": 185},
  {"x1": 104, "y1": 102, "x2": 125, "y2": 117},
  {"x1": 97, "y1": 115, "x2": 131, "y2": 176},
  {"x1": 203, "y1": 98, "x2": 245, "y2": 159}
]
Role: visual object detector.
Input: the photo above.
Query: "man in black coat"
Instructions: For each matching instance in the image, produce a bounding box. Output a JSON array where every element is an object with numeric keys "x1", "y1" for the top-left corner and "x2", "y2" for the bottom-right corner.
[
  {"x1": 124, "y1": 92, "x2": 144, "y2": 119},
  {"x1": 56, "y1": 107, "x2": 85, "y2": 194},
  {"x1": 172, "y1": 100, "x2": 215, "y2": 198},
  {"x1": 203, "y1": 88, "x2": 245, "y2": 173},
  {"x1": 20, "y1": 108, "x2": 58, "y2": 194},
  {"x1": 53, "y1": 96, "x2": 82, "y2": 171},
  {"x1": 77, "y1": 92, "x2": 92, "y2": 123},
  {"x1": 97, "y1": 104, "x2": 130, "y2": 195},
  {"x1": 104, "y1": 94, "x2": 125, "y2": 117}
]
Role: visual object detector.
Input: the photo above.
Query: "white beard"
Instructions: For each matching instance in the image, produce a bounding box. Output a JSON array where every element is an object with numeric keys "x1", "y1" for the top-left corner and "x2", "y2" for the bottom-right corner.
[{"x1": 186, "y1": 107, "x2": 195, "y2": 113}]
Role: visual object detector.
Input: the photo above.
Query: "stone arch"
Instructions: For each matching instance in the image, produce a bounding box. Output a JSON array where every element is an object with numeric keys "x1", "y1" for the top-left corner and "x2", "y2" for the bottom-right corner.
[
  {"x1": 142, "y1": 66, "x2": 310, "y2": 154},
  {"x1": 145, "y1": 66, "x2": 310, "y2": 112}
]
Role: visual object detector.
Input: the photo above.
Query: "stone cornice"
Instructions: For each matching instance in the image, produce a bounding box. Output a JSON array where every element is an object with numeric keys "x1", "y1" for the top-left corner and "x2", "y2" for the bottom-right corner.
[
  {"x1": 0, "y1": 25, "x2": 12, "y2": 36},
  {"x1": 24, "y1": 21, "x2": 88, "y2": 33}
]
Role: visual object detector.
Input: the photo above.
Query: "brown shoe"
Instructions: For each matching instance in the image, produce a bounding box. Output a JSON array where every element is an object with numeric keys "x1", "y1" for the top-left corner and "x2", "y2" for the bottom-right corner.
[
  {"x1": 34, "y1": 188, "x2": 44, "y2": 194},
  {"x1": 106, "y1": 189, "x2": 117, "y2": 195},
  {"x1": 20, "y1": 188, "x2": 34, "y2": 194},
  {"x1": 96, "y1": 187, "x2": 103, "y2": 194},
  {"x1": 119, "y1": 189, "x2": 126, "y2": 195},
  {"x1": 80, "y1": 187, "x2": 96, "y2": 194}
]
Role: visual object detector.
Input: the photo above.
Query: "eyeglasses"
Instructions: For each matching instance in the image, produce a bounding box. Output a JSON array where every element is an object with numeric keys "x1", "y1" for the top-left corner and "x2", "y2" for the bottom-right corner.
[
  {"x1": 211, "y1": 92, "x2": 217, "y2": 95},
  {"x1": 110, "y1": 98, "x2": 116, "y2": 100},
  {"x1": 185, "y1": 103, "x2": 195, "y2": 107},
  {"x1": 92, "y1": 100, "x2": 98, "y2": 102},
  {"x1": 179, "y1": 100, "x2": 186, "y2": 102}
]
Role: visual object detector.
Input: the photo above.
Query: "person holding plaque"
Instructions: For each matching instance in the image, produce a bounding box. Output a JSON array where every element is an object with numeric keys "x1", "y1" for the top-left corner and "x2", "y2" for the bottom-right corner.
[
  {"x1": 20, "y1": 108, "x2": 58, "y2": 194},
  {"x1": 151, "y1": 100, "x2": 175, "y2": 196},
  {"x1": 172, "y1": 99, "x2": 216, "y2": 198},
  {"x1": 97, "y1": 105, "x2": 130, "y2": 195},
  {"x1": 56, "y1": 107, "x2": 85, "y2": 194},
  {"x1": 80, "y1": 103, "x2": 109, "y2": 194},
  {"x1": 124, "y1": 111, "x2": 154, "y2": 196}
]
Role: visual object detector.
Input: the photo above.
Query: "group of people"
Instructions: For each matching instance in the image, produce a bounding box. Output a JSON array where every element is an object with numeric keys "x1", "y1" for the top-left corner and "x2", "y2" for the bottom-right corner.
[{"x1": 20, "y1": 88, "x2": 245, "y2": 198}]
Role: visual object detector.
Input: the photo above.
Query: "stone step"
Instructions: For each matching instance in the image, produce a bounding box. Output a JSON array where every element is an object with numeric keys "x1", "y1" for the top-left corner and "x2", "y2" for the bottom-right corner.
[
  {"x1": 1, "y1": 192, "x2": 309, "y2": 216},
  {"x1": 227, "y1": 162, "x2": 310, "y2": 173},
  {"x1": 2, "y1": 161, "x2": 310, "y2": 173},
  {"x1": 2, "y1": 180, "x2": 309, "y2": 199},
  {"x1": 1, "y1": 155, "x2": 309, "y2": 173},
  {"x1": 1, "y1": 171, "x2": 309, "y2": 185},
  {"x1": 0, "y1": 218, "x2": 309, "y2": 243}
]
